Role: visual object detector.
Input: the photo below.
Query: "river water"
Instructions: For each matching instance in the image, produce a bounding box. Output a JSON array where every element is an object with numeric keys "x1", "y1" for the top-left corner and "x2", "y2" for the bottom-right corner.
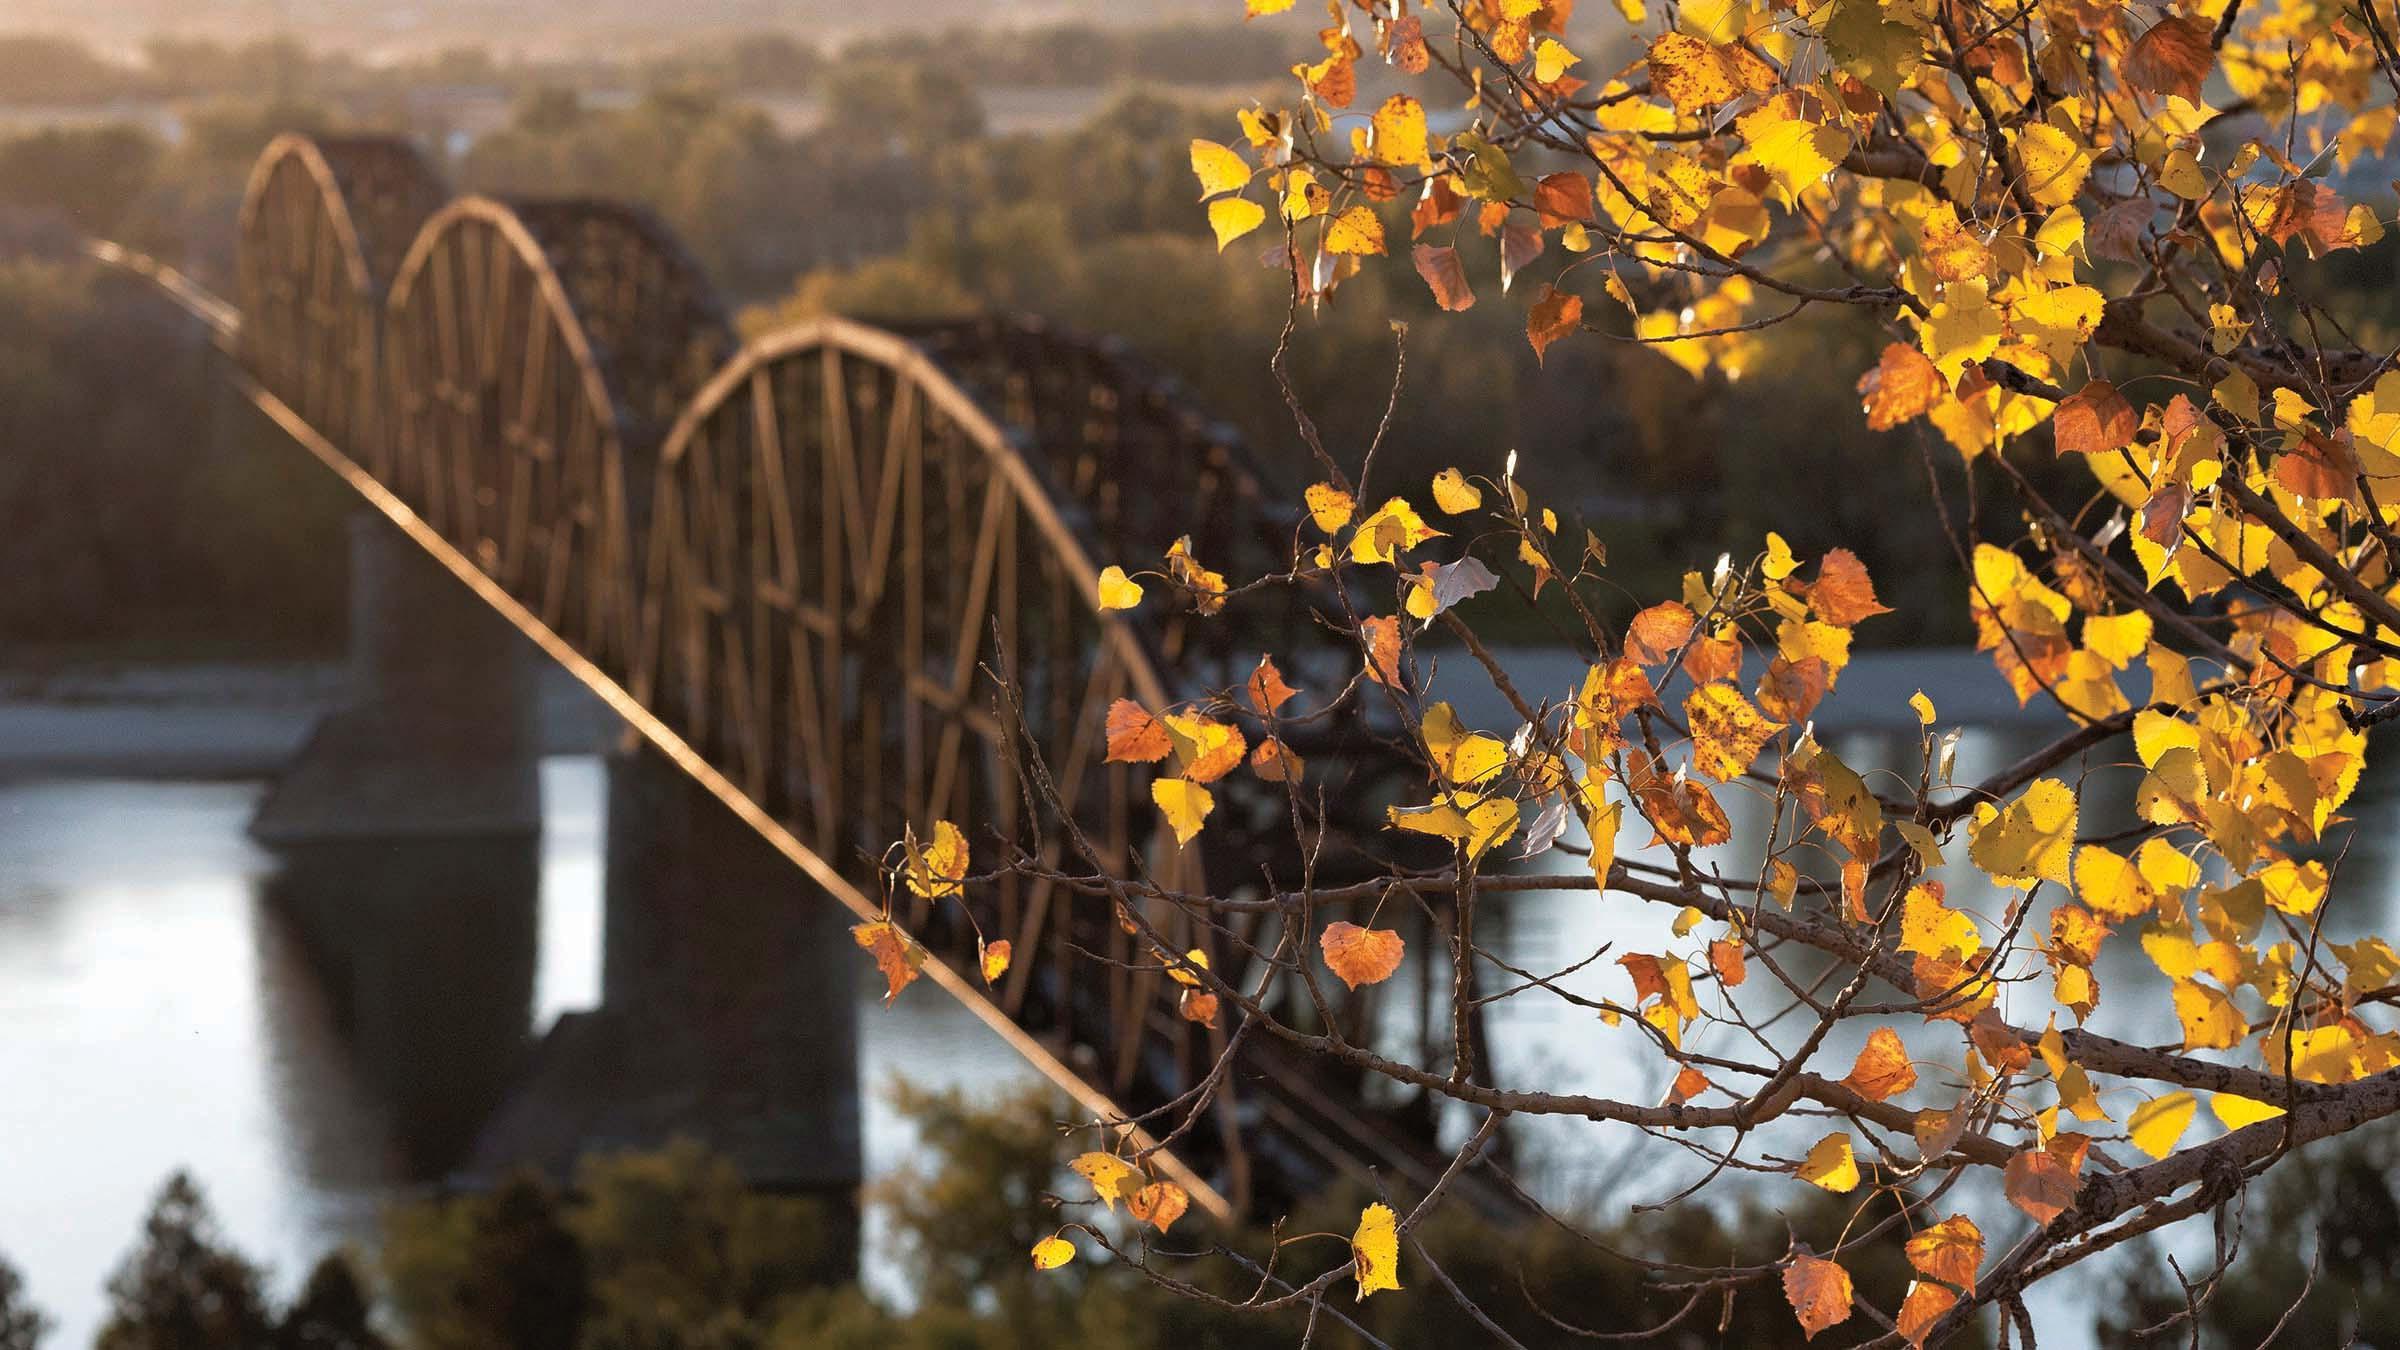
[{"x1": 2, "y1": 651, "x2": 2394, "y2": 1345}]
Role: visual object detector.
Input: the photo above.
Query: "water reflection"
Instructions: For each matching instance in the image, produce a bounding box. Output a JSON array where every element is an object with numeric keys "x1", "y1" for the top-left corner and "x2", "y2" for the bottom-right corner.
[{"x1": 0, "y1": 759, "x2": 1041, "y2": 1345}]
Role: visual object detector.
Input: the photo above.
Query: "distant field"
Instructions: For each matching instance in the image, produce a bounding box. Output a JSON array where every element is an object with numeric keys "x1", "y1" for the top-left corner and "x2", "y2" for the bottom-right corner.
[{"x1": 4, "y1": 0, "x2": 1232, "y2": 57}]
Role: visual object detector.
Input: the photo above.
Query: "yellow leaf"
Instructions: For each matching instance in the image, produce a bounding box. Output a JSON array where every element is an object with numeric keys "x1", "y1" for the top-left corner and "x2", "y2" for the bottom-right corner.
[
  {"x1": 904, "y1": 820, "x2": 969, "y2": 899},
  {"x1": 980, "y1": 938, "x2": 1012, "y2": 985},
  {"x1": 1152, "y1": 777, "x2": 1214, "y2": 846},
  {"x1": 2016, "y1": 122, "x2": 2093, "y2": 208},
  {"x1": 1349, "y1": 497, "x2": 1444, "y2": 564},
  {"x1": 1969, "y1": 779, "x2": 2077, "y2": 887},
  {"x1": 1370, "y1": 94, "x2": 1430, "y2": 169},
  {"x1": 1189, "y1": 138, "x2": 1251, "y2": 199},
  {"x1": 1321, "y1": 921, "x2": 1406, "y2": 989},
  {"x1": 2212, "y1": 1093, "x2": 2286, "y2": 1129},
  {"x1": 1244, "y1": 0, "x2": 1296, "y2": 13},
  {"x1": 1762, "y1": 531, "x2": 1799, "y2": 581},
  {"x1": 1071, "y1": 1152, "x2": 1142, "y2": 1210},
  {"x1": 1208, "y1": 197, "x2": 1265, "y2": 252},
  {"x1": 2127, "y1": 1091, "x2": 2197, "y2": 1159},
  {"x1": 1533, "y1": 37, "x2": 1579, "y2": 83},
  {"x1": 1325, "y1": 205, "x2": 1387, "y2": 255},
  {"x1": 1306, "y1": 481, "x2": 1356, "y2": 533},
  {"x1": 1738, "y1": 106, "x2": 1852, "y2": 203},
  {"x1": 1910, "y1": 689, "x2": 1936, "y2": 725},
  {"x1": 1685, "y1": 681, "x2": 1783, "y2": 781},
  {"x1": 1097, "y1": 565, "x2": 1144, "y2": 610},
  {"x1": 1430, "y1": 467, "x2": 1482, "y2": 514},
  {"x1": 1031, "y1": 1234, "x2": 1076, "y2": 1270},
  {"x1": 1798, "y1": 1131, "x2": 1861, "y2": 1192},
  {"x1": 1351, "y1": 1203, "x2": 1402, "y2": 1299},
  {"x1": 1899, "y1": 882, "x2": 1981, "y2": 961}
]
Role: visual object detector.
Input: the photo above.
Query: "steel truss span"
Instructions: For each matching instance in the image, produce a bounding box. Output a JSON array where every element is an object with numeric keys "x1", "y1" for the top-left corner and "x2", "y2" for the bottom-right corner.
[{"x1": 163, "y1": 132, "x2": 1455, "y2": 1220}]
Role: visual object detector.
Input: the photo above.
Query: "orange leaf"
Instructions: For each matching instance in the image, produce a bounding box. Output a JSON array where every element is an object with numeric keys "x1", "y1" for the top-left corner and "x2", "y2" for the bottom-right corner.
[
  {"x1": 1532, "y1": 171, "x2": 1594, "y2": 226},
  {"x1": 2053, "y1": 380, "x2": 2137, "y2": 455},
  {"x1": 1106, "y1": 698, "x2": 1172, "y2": 764},
  {"x1": 1246, "y1": 656, "x2": 1300, "y2": 715},
  {"x1": 1808, "y1": 549, "x2": 1892, "y2": 627},
  {"x1": 1250, "y1": 736, "x2": 1305, "y2": 782},
  {"x1": 1625, "y1": 601, "x2": 1697, "y2": 664},
  {"x1": 1756, "y1": 654, "x2": 1830, "y2": 723},
  {"x1": 1628, "y1": 749, "x2": 1734, "y2": 848},
  {"x1": 1843, "y1": 1027, "x2": 1918, "y2": 1101},
  {"x1": 1707, "y1": 938, "x2": 1747, "y2": 987},
  {"x1": 1179, "y1": 986, "x2": 1220, "y2": 1027},
  {"x1": 2004, "y1": 1133, "x2": 2088, "y2": 1224},
  {"x1": 851, "y1": 920, "x2": 925, "y2": 1005},
  {"x1": 1860, "y1": 342, "x2": 1946, "y2": 431},
  {"x1": 1321, "y1": 921, "x2": 1407, "y2": 989},
  {"x1": 980, "y1": 938, "x2": 1012, "y2": 985},
  {"x1": 1668, "y1": 1065, "x2": 1712, "y2": 1104},
  {"x1": 1412, "y1": 244, "x2": 1476, "y2": 311},
  {"x1": 1783, "y1": 1250, "x2": 1854, "y2": 1340},
  {"x1": 2127, "y1": 16, "x2": 2214, "y2": 101},
  {"x1": 1361, "y1": 615, "x2": 1404, "y2": 687},
  {"x1": 1387, "y1": 14, "x2": 1430, "y2": 73},
  {"x1": 1905, "y1": 1214, "x2": 1984, "y2": 1293},
  {"x1": 1897, "y1": 1280, "x2": 1956, "y2": 1348},
  {"x1": 1130, "y1": 1181, "x2": 1191, "y2": 1234},
  {"x1": 1527, "y1": 284, "x2": 1583, "y2": 364}
]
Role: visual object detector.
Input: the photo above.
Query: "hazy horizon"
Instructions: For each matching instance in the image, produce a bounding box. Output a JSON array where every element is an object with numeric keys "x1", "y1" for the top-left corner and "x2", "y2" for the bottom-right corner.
[{"x1": 0, "y1": 0, "x2": 1230, "y2": 59}]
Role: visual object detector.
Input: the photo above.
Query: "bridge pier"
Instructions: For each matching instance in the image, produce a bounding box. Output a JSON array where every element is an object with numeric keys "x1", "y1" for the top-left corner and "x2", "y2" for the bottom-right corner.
[
  {"x1": 464, "y1": 739, "x2": 862, "y2": 1267},
  {"x1": 250, "y1": 511, "x2": 541, "y2": 847}
]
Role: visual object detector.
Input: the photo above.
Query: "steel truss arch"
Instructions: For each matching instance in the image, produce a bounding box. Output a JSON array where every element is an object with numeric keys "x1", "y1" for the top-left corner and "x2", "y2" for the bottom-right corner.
[{"x1": 235, "y1": 133, "x2": 444, "y2": 450}]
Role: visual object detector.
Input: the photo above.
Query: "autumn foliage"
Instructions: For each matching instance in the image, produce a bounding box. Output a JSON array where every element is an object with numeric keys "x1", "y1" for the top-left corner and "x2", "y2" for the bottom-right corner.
[{"x1": 849, "y1": 0, "x2": 2400, "y2": 1341}]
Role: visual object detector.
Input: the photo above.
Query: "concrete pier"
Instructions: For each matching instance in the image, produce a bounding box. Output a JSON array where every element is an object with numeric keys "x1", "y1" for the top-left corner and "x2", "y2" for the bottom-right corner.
[
  {"x1": 465, "y1": 739, "x2": 862, "y2": 1253},
  {"x1": 249, "y1": 512, "x2": 540, "y2": 845}
]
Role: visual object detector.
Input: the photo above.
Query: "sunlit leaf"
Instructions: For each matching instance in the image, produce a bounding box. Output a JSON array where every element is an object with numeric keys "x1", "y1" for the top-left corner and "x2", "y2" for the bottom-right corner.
[
  {"x1": 1321, "y1": 921, "x2": 1406, "y2": 989},
  {"x1": 1351, "y1": 1203, "x2": 1402, "y2": 1299},
  {"x1": 1783, "y1": 1249, "x2": 1854, "y2": 1339},
  {"x1": 1797, "y1": 1131, "x2": 1860, "y2": 1192}
]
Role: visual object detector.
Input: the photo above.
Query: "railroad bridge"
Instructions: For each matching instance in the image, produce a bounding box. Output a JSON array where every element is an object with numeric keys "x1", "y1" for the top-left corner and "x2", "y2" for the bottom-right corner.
[{"x1": 96, "y1": 132, "x2": 1456, "y2": 1227}]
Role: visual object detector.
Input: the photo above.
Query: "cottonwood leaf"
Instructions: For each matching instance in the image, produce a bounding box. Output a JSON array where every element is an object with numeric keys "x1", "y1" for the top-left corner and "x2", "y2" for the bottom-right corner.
[
  {"x1": 1844, "y1": 1027, "x2": 1918, "y2": 1101},
  {"x1": 1096, "y1": 566, "x2": 1144, "y2": 610},
  {"x1": 1352, "y1": 1203, "x2": 1402, "y2": 1299},
  {"x1": 1321, "y1": 921, "x2": 1407, "y2": 989},
  {"x1": 1031, "y1": 1235, "x2": 1076, "y2": 1270},
  {"x1": 1152, "y1": 777, "x2": 1214, "y2": 846},
  {"x1": 1246, "y1": 656, "x2": 1300, "y2": 715},
  {"x1": 1208, "y1": 198, "x2": 1265, "y2": 252},
  {"x1": 979, "y1": 938, "x2": 1011, "y2": 985},
  {"x1": 1070, "y1": 1152, "x2": 1141, "y2": 1210},
  {"x1": 1412, "y1": 243, "x2": 1475, "y2": 311},
  {"x1": 2053, "y1": 381, "x2": 2137, "y2": 455},
  {"x1": 1797, "y1": 1131, "x2": 1861, "y2": 1192},
  {"x1": 1189, "y1": 139, "x2": 1251, "y2": 199},
  {"x1": 1106, "y1": 699, "x2": 1172, "y2": 764},
  {"x1": 1905, "y1": 1215, "x2": 1983, "y2": 1293},
  {"x1": 851, "y1": 920, "x2": 925, "y2": 1005},
  {"x1": 1130, "y1": 1181, "x2": 1190, "y2": 1233},
  {"x1": 1897, "y1": 1281, "x2": 1956, "y2": 1348},
  {"x1": 1427, "y1": 556, "x2": 1500, "y2": 615},
  {"x1": 1527, "y1": 284, "x2": 1583, "y2": 363},
  {"x1": 1430, "y1": 467, "x2": 1482, "y2": 513},
  {"x1": 905, "y1": 820, "x2": 969, "y2": 899},
  {"x1": 2127, "y1": 1090, "x2": 2197, "y2": 1158},
  {"x1": 1325, "y1": 205, "x2": 1387, "y2": 255},
  {"x1": 1783, "y1": 1249, "x2": 1854, "y2": 1339}
]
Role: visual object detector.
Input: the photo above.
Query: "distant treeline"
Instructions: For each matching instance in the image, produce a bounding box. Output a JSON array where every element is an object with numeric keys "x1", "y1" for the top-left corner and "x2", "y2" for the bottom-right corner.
[{"x1": 0, "y1": 21, "x2": 1308, "y2": 108}]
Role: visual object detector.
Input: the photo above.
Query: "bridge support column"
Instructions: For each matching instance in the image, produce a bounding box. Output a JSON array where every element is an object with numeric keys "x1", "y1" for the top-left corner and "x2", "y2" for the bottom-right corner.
[
  {"x1": 251, "y1": 512, "x2": 540, "y2": 845},
  {"x1": 464, "y1": 739, "x2": 862, "y2": 1276}
]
